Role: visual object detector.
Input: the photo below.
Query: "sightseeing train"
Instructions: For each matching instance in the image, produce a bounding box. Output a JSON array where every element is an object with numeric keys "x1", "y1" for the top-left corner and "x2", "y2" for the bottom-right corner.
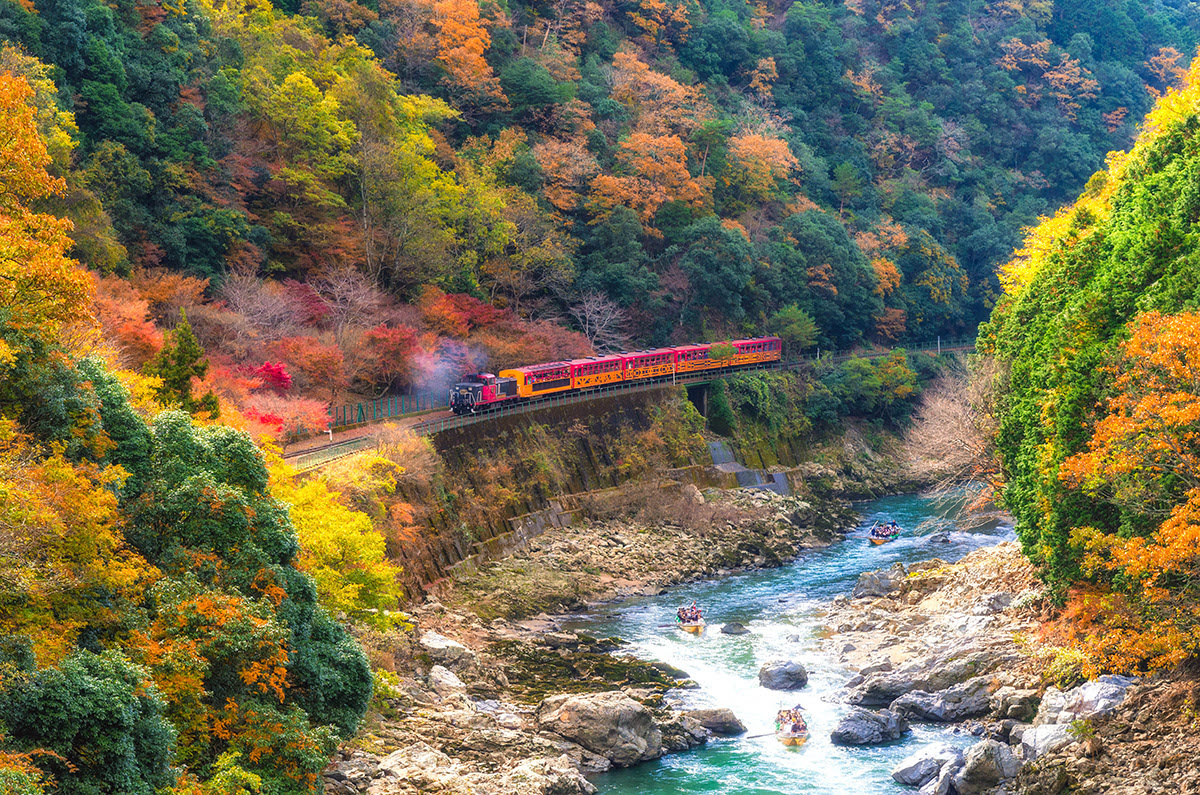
[{"x1": 448, "y1": 336, "x2": 783, "y2": 415}]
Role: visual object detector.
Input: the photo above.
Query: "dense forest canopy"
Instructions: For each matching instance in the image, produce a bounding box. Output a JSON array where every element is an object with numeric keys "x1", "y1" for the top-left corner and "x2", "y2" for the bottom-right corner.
[{"x1": 0, "y1": 0, "x2": 1197, "y2": 429}]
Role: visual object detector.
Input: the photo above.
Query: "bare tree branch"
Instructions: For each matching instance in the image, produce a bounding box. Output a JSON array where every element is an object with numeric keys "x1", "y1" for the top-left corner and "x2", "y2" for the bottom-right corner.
[{"x1": 568, "y1": 292, "x2": 630, "y2": 353}]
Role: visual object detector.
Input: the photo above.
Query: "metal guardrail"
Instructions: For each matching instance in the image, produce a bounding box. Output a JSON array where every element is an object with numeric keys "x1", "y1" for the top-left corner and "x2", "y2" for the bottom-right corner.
[{"x1": 284, "y1": 338, "x2": 976, "y2": 468}]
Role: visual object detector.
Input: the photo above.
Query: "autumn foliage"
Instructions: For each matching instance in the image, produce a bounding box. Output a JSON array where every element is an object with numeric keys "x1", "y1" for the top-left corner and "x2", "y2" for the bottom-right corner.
[{"x1": 1058, "y1": 313, "x2": 1200, "y2": 673}]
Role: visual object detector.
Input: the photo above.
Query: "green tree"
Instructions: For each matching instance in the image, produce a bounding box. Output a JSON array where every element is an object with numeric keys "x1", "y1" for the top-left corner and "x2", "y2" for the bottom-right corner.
[
  {"x1": 145, "y1": 309, "x2": 218, "y2": 417},
  {"x1": 770, "y1": 304, "x2": 818, "y2": 354},
  {"x1": 0, "y1": 650, "x2": 175, "y2": 795}
]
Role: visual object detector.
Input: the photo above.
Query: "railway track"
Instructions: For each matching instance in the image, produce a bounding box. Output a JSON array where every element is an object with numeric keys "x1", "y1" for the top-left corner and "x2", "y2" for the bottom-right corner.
[{"x1": 283, "y1": 339, "x2": 975, "y2": 471}]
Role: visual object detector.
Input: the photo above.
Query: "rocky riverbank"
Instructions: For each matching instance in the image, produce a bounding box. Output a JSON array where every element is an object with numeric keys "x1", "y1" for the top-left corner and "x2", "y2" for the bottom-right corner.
[
  {"x1": 821, "y1": 541, "x2": 1199, "y2": 794},
  {"x1": 436, "y1": 484, "x2": 857, "y2": 620},
  {"x1": 325, "y1": 485, "x2": 855, "y2": 793}
]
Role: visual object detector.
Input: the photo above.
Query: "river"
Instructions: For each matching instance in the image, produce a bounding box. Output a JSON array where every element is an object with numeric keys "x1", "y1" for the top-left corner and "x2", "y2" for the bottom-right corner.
[{"x1": 561, "y1": 492, "x2": 1015, "y2": 794}]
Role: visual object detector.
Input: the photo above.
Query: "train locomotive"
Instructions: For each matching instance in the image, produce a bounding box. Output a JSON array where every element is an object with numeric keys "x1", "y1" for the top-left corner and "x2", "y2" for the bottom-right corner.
[{"x1": 448, "y1": 336, "x2": 782, "y2": 415}]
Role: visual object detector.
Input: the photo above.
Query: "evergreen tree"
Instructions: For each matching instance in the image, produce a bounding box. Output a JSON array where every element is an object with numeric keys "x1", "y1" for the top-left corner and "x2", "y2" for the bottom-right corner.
[{"x1": 146, "y1": 309, "x2": 219, "y2": 416}]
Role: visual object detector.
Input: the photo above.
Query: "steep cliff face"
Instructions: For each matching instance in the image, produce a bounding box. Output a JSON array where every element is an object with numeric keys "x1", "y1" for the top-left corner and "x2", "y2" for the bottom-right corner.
[{"x1": 376, "y1": 387, "x2": 707, "y2": 596}]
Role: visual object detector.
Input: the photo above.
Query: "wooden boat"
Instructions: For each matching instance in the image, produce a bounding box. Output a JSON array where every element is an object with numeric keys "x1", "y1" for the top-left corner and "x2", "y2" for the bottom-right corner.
[
  {"x1": 867, "y1": 521, "x2": 900, "y2": 544},
  {"x1": 678, "y1": 620, "x2": 706, "y2": 634},
  {"x1": 776, "y1": 727, "x2": 809, "y2": 746}
]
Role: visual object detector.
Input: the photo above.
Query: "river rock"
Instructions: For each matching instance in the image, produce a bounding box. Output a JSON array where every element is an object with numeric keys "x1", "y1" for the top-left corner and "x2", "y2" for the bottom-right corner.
[
  {"x1": 420, "y1": 630, "x2": 477, "y2": 670},
  {"x1": 1020, "y1": 723, "x2": 1074, "y2": 760},
  {"x1": 952, "y1": 739, "x2": 1020, "y2": 794},
  {"x1": 891, "y1": 743, "x2": 963, "y2": 787},
  {"x1": 989, "y1": 686, "x2": 1039, "y2": 721},
  {"x1": 920, "y1": 756, "x2": 963, "y2": 795},
  {"x1": 495, "y1": 755, "x2": 598, "y2": 794},
  {"x1": 852, "y1": 562, "x2": 907, "y2": 599},
  {"x1": 830, "y1": 708, "x2": 910, "y2": 745},
  {"x1": 720, "y1": 622, "x2": 750, "y2": 635},
  {"x1": 428, "y1": 664, "x2": 467, "y2": 695},
  {"x1": 685, "y1": 708, "x2": 747, "y2": 736},
  {"x1": 758, "y1": 660, "x2": 809, "y2": 690},
  {"x1": 542, "y1": 632, "x2": 580, "y2": 649},
  {"x1": 1034, "y1": 675, "x2": 1137, "y2": 726},
  {"x1": 657, "y1": 711, "x2": 710, "y2": 752},
  {"x1": 535, "y1": 691, "x2": 663, "y2": 766},
  {"x1": 849, "y1": 651, "x2": 1000, "y2": 707},
  {"x1": 890, "y1": 676, "x2": 991, "y2": 722}
]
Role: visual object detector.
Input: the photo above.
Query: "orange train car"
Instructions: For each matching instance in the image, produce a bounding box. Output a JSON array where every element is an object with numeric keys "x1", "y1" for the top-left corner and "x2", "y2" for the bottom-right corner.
[{"x1": 498, "y1": 361, "x2": 573, "y2": 399}]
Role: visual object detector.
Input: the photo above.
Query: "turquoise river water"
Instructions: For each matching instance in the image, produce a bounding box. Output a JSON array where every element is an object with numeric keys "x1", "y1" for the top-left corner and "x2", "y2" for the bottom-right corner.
[{"x1": 561, "y1": 492, "x2": 1015, "y2": 795}]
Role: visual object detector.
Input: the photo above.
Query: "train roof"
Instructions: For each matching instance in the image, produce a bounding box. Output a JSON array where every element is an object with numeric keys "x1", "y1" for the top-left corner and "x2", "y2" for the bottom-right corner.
[
  {"x1": 507, "y1": 360, "x2": 572, "y2": 372},
  {"x1": 567, "y1": 354, "x2": 624, "y2": 366},
  {"x1": 620, "y1": 347, "x2": 677, "y2": 357}
]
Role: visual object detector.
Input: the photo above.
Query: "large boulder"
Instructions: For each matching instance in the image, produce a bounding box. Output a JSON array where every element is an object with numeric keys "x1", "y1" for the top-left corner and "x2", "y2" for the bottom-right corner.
[
  {"x1": 852, "y1": 562, "x2": 907, "y2": 599},
  {"x1": 758, "y1": 660, "x2": 809, "y2": 690},
  {"x1": 989, "y1": 686, "x2": 1040, "y2": 721},
  {"x1": 830, "y1": 708, "x2": 910, "y2": 745},
  {"x1": 536, "y1": 691, "x2": 663, "y2": 767},
  {"x1": 1021, "y1": 723, "x2": 1074, "y2": 760},
  {"x1": 1034, "y1": 675, "x2": 1136, "y2": 726},
  {"x1": 849, "y1": 651, "x2": 1000, "y2": 707},
  {"x1": 428, "y1": 665, "x2": 467, "y2": 696},
  {"x1": 720, "y1": 622, "x2": 750, "y2": 635},
  {"x1": 952, "y1": 739, "x2": 1020, "y2": 795},
  {"x1": 376, "y1": 742, "x2": 464, "y2": 790},
  {"x1": 890, "y1": 677, "x2": 992, "y2": 722},
  {"x1": 685, "y1": 708, "x2": 747, "y2": 736},
  {"x1": 657, "y1": 711, "x2": 710, "y2": 752},
  {"x1": 891, "y1": 744, "x2": 963, "y2": 788}
]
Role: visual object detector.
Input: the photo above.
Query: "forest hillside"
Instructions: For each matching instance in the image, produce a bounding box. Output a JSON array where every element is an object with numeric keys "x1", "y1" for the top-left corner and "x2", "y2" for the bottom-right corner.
[
  {"x1": 982, "y1": 56, "x2": 1200, "y2": 677},
  {"x1": 1, "y1": 0, "x2": 1197, "y2": 431}
]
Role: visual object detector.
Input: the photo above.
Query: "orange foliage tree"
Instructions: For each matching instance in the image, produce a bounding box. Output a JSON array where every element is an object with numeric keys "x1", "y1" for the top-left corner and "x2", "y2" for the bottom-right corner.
[
  {"x1": 0, "y1": 72, "x2": 92, "y2": 375},
  {"x1": 431, "y1": 0, "x2": 506, "y2": 105},
  {"x1": 1059, "y1": 311, "x2": 1200, "y2": 673},
  {"x1": 590, "y1": 132, "x2": 712, "y2": 226}
]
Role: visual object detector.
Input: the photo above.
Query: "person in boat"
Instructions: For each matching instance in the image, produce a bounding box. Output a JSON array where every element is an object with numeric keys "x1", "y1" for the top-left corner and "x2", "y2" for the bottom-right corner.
[
  {"x1": 775, "y1": 706, "x2": 807, "y2": 734},
  {"x1": 887, "y1": 520, "x2": 900, "y2": 535}
]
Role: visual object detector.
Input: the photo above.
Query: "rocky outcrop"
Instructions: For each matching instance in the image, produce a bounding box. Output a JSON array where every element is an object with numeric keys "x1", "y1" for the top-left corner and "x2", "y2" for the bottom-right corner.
[
  {"x1": 952, "y1": 739, "x2": 1019, "y2": 794},
  {"x1": 1034, "y1": 675, "x2": 1138, "y2": 726},
  {"x1": 848, "y1": 651, "x2": 1003, "y2": 707},
  {"x1": 758, "y1": 660, "x2": 809, "y2": 690},
  {"x1": 685, "y1": 708, "x2": 747, "y2": 736},
  {"x1": 1013, "y1": 675, "x2": 1139, "y2": 761},
  {"x1": 720, "y1": 622, "x2": 750, "y2": 635},
  {"x1": 988, "y1": 686, "x2": 1039, "y2": 721},
  {"x1": 830, "y1": 708, "x2": 909, "y2": 745},
  {"x1": 891, "y1": 744, "x2": 963, "y2": 788},
  {"x1": 852, "y1": 562, "x2": 908, "y2": 598},
  {"x1": 890, "y1": 676, "x2": 992, "y2": 722},
  {"x1": 535, "y1": 691, "x2": 664, "y2": 767}
]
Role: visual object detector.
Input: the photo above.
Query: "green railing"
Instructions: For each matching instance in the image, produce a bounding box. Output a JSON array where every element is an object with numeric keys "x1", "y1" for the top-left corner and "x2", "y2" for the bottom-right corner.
[{"x1": 329, "y1": 391, "x2": 444, "y2": 428}]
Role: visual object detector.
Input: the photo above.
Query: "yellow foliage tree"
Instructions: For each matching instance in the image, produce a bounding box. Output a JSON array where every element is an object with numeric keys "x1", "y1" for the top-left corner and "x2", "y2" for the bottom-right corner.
[{"x1": 267, "y1": 455, "x2": 403, "y2": 626}]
